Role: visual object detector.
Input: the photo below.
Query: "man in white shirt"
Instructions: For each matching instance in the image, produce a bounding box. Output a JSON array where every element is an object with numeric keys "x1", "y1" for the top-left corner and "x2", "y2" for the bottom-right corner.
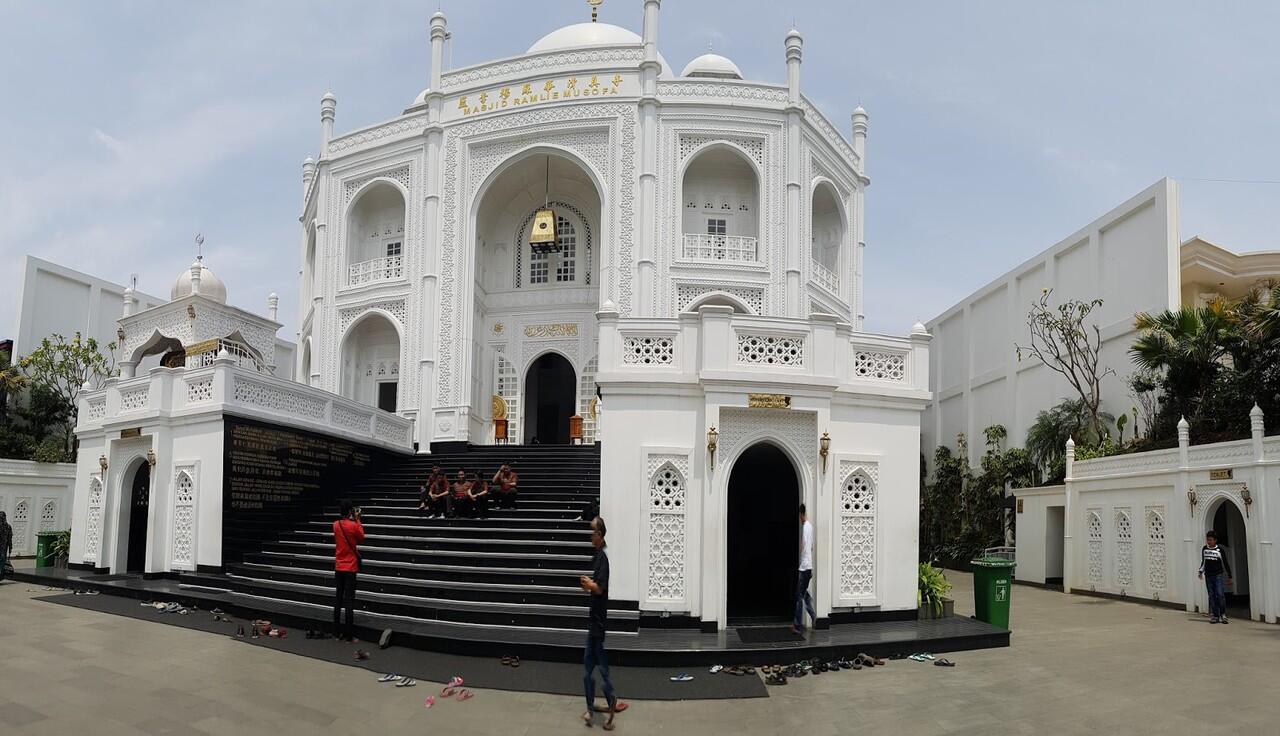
[{"x1": 792, "y1": 504, "x2": 817, "y2": 635}]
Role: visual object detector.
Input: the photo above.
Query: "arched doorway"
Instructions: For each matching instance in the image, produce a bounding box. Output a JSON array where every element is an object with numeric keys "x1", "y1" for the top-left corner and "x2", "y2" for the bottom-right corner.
[
  {"x1": 726, "y1": 442, "x2": 800, "y2": 623},
  {"x1": 524, "y1": 353, "x2": 575, "y2": 444},
  {"x1": 339, "y1": 312, "x2": 401, "y2": 412},
  {"x1": 125, "y1": 462, "x2": 151, "y2": 573},
  {"x1": 1208, "y1": 499, "x2": 1250, "y2": 616}
]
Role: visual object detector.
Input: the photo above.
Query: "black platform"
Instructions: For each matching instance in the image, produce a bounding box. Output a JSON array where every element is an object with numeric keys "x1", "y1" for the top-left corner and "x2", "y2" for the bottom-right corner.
[{"x1": 14, "y1": 566, "x2": 1008, "y2": 666}]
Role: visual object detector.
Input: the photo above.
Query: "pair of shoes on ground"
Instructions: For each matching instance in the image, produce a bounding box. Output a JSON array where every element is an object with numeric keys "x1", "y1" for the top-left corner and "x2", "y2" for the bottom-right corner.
[
  {"x1": 440, "y1": 676, "x2": 474, "y2": 701},
  {"x1": 1209, "y1": 616, "x2": 1230, "y2": 624},
  {"x1": 377, "y1": 673, "x2": 417, "y2": 687},
  {"x1": 500, "y1": 655, "x2": 521, "y2": 667},
  {"x1": 305, "y1": 629, "x2": 332, "y2": 640},
  {"x1": 765, "y1": 671, "x2": 788, "y2": 686}
]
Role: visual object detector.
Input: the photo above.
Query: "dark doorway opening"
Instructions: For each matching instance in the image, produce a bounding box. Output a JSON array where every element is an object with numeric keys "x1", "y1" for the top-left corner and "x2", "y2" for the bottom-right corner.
[
  {"x1": 126, "y1": 462, "x2": 151, "y2": 573},
  {"x1": 523, "y1": 353, "x2": 575, "y2": 444},
  {"x1": 377, "y1": 382, "x2": 398, "y2": 413},
  {"x1": 1210, "y1": 501, "x2": 1250, "y2": 616},
  {"x1": 727, "y1": 442, "x2": 800, "y2": 624}
]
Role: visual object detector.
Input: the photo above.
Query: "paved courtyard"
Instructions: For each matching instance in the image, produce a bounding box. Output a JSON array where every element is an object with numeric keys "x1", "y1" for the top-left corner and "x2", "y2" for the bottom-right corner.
[{"x1": 0, "y1": 571, "x2": 1275, "y2": 735}]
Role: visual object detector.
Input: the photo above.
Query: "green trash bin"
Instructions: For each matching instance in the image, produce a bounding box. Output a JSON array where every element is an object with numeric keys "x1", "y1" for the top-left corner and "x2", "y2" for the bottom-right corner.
[
  {"x1": 35, "y1": 531, "x2": 59, "y2": 568},
  {"x1": 971, "y1": 552, "x2": 1016, "y2": 629}
]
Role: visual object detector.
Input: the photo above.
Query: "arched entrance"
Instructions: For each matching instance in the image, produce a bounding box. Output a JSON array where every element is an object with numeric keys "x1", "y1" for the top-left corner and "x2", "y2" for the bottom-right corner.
[
  {"x1": 339, "y1": 312, "x2": 401, "y2": 412},
  {"x1": 726, "y1": 442, "x2": 800, "y2": 623},
  {"x1": 125, "y1": 461, "x2": 151, "y2": 573},
  {"x1": 524, "y1": 353, "x2": 575, "y2": 444},
  {"x1": 1207, "y1": 499, "x2": 1250, "y2": 616}
]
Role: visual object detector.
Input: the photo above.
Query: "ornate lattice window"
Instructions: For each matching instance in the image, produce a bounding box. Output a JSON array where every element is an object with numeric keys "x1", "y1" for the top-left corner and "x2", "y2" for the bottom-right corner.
[
  {"x1": 737, "y1": 334, "x2": 803, "y2": 366},
  {"x1": 852, "y1": 350, "x2": 907, "y2": 382},
  {"x1": 1146, "y1": 507, "x2": 1167, "y2": 592},
  {"x1": 839, "y1": 469, "x2": 877, "y2": 598},
  {"x1": 1114, "y1": 509, "x2": 1133, "y2": 588},
  {"x1": 647, "y1": 462, "x2": 687, "y2": 601},
  {"x1": 171, "y1": 470, "x2": 197, "y2": 569},
  {"x1": 555, "y1": 216, "x2": 576, "y2": 282},
  {"x1": 515, "y1": 202, "x2": 592, "y2": 288},
  {"x1": 623, "y1": 336, "x2": 674, "y2": 365},
  {"x1": 85, "y1": 477, "x2": 104, "y2": 562},
  {"x1": 1086, "y1": 510, "x2": 1103, "y2": 585}
]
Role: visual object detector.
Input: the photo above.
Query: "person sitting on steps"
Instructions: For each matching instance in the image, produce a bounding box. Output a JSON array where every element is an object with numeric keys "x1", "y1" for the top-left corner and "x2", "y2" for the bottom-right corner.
[
  {"x1": 418, "y1": 466, "x2": 443, "y2": 514},
  {"x1": 492, "y1": 463, "x2": 518, "y2": 510},
  {"x1": 468, "y1": 472, "x2": 490, "y2": 518},
  {"x1": 449, "y1": 470, "x2": 472, "y2": 518},
  {"x1": 427, "y1": 467, "x2": 450, "y2": 518}
]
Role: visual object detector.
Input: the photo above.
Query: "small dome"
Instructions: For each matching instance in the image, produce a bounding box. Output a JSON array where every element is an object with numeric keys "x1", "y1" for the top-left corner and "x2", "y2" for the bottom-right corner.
[
  {"x1": 681, "y1": 53, "x2": 742, "y2": 80},
  {"x1": 171, "y1": 261, "x2": 228, "y2": 304},
  {"x1": 528, "y1": 22, "x2": 672, "y2": 76}
]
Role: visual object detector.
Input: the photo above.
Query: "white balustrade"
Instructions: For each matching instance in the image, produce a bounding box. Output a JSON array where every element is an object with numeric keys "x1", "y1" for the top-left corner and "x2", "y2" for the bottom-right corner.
[
  {"x1": 681, "y1": 233, "x2": 758, "y2": 263},
  {"x1": 811, "y1": 259, "x2": 839, "y2": 293},
  {"x1": 348, "y1": 255, "x2": 404, "y2": 286}
]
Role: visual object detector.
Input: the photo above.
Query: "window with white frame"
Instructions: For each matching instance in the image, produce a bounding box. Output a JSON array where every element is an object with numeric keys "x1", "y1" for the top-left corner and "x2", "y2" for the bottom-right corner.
[
  {"x1": 385, "y1": 240, "x2": 402, "y2": 257},
  {"x1": 707, "y1": 218, "x2": 726, "y2": 236},
  {"x1": 555, "y1": 215, "x2": 576, "y2": 282}
]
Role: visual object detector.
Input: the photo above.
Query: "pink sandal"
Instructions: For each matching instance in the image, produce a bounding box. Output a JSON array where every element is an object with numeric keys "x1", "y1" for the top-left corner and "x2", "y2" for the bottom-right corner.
[
  {"x1": 424, "y1": 696, "x2": 435, "y2": 709},
  {"x1": 456, "y1": 689, "x2": 474, "y2": 701}
]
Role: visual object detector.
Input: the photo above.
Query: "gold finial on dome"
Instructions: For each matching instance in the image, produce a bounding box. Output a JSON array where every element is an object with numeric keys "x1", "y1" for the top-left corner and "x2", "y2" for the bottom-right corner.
[{"x1": 588, "y1": 0, "x2": 603, "y2": 23}]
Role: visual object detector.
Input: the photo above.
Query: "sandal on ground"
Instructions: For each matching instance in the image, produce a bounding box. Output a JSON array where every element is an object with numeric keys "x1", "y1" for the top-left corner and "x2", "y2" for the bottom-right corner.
[
  {"x1": 377, "y1": 673, "x2": 400, "y2": 683},
  {"x1": 670, "y1": 673, "x2": 693, "y2": 682},
  {"x1": 395, "y1": 678, "x2": 417, "y2": 687},
  {"x1": 423, "y1": 696, "x2": 435, "y2": 709},
  {"x1": 354, "y1": 649, "x2": 370, "y2": 661},
  {"x1": 709, "y1": 664, "x2": 724, "y2": 674},
  {"x1": 594, "y1": 701, "x2": 628, "y2": 713},
  {"x1": 446, "y1": 676, "x2": 464, "y2": 689},
  {"x1": 456, "y1": 689, "x2": 474, "y2": 701},
  {"x1": 501, "y1": 655, "x2": 513, "y2": 666},
  {"x1": 934, "y1": 658, "x2": 956, "y2": 667}
]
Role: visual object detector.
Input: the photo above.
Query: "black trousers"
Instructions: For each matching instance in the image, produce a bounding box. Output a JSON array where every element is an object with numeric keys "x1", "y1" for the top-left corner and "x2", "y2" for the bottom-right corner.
[
  {"x1": 427, "y1": 494, "x2": 449, "y2": 516},
  {"x1": 450, "y1": 495, "x2": 471, "y2": 517},
  {"x1": 471, "y1": 493, "x2": 489, "y2": 517},
  {"x1": 496, "y1": 490, "x2": 518, "y2": 509},
  {"x1": 334, "y1": 571, "x2": 357, "y2": 641}
]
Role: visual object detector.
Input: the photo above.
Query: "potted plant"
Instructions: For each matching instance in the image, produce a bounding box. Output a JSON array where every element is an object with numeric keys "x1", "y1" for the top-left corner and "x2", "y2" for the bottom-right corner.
[
  {"x1": 918, "y1": 562, "x2": 954, "y2": 619},
  {"x1": 49, "y1": 530, "x2": 71, "y2": 568}
]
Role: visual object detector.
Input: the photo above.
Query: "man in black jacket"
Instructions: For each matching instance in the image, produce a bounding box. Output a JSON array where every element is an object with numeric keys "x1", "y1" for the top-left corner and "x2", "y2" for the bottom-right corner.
[
  {"x1": 1198, "y1": 530, "x2": 1234, "y2": 624},
  {"x1": 580, "y1": 517, "x2": 617, "y2": 730}
]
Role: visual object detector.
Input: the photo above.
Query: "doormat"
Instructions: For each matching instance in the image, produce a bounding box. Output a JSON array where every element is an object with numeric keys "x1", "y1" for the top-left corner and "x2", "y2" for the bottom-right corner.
[{"x1": 736, "y1": 626, "x2": 804, "y2": 644}]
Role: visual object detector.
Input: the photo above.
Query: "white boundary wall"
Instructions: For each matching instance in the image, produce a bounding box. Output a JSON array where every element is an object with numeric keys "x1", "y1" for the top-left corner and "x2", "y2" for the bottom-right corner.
[
  {"x1": 1047, "y1": 413, "x2": 1279, "y2": 623},
  {"x1": 924, "y1": 180, "x2": 1180, "y2": 465},
  {"x1": 0, "y1": 459, "x2": 74, "y2": 556}
]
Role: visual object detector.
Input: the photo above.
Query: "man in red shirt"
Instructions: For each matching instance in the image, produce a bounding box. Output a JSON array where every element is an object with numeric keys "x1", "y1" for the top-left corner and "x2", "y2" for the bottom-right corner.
[
  {"x1": 426, "y1": 468, "x2": 451, "y2": 518},
  {"x1": 333, "y1": 499, "x2": 365, "y2": 642},
  {"x1": 450, "y1": 470, "x2": 472, "y2": 518}
]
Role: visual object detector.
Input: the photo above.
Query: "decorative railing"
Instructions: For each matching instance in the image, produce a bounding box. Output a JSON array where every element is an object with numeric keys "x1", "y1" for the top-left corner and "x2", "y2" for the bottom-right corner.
[
  {"x1": 682, "y1": 233, "x2": 758, "y2": 263},
  {"x1": 348, "y1": 255, "x2": 404, "y2": 286},
  {"x1": 811, "y1": 259, "x2": 839, "y2": 293},
  {"x1": 186, "y1": 338, "x2": 268, "y2": 374}
]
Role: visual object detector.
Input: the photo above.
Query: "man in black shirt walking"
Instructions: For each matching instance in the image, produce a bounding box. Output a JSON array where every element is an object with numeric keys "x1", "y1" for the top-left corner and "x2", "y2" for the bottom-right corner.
[
  {"x1": 1198, "y1": 530, "x2": 1234, "y2": 624},
  {"x1": 580, "y1": 516, "x2": 617, "y2": 730}
]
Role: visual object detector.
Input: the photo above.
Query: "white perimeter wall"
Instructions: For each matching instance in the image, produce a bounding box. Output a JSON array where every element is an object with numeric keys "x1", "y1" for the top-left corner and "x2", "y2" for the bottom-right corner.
[
  {"x1": 924, "y1": 179, "x2": 1180, "y2": 465},
  {"x1": 1013, "y1": 485, "x2": 1066, "y2": 585},
  {"x1": 0, "y1": 459, "x2": 74, "y2": 556}
]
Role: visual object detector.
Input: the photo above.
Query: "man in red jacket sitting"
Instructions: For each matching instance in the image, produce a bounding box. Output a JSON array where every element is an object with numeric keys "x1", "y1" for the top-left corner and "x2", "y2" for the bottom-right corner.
[
  {"x1": 333, "y1": 499, "x2": 365, "y2": 642},
  {"x1": 450, "y1": 470, "x2": 473, "y2": 518}
]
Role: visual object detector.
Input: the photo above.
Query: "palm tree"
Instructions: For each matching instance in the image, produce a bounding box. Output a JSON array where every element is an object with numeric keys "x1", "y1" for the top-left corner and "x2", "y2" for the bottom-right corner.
[
  {"x1": 1131, "y1": 305, "x2": 1230, "y2": 420},
  {"x1": 1025, "y1": 398, "x2": 1115, "y2": 480}
]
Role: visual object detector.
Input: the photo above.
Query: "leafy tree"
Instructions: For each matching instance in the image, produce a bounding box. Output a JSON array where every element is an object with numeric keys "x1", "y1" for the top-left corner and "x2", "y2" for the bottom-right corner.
[
  {"x1": 1025, "y1": 398, "x2": 1115, "y2": 482},
  {"x1": 11, "y1": 333, "x2": 116, "y2": 459},
  {"x1": 1126, "y1": 369, "x2": 1161, "y2": 439},
  {"x1": 1130, "y1": 305, "x2": 1229, "y2": 424},
  {"x1": 1015, "y1": 289, "x2": 1114, "y2": 442}
]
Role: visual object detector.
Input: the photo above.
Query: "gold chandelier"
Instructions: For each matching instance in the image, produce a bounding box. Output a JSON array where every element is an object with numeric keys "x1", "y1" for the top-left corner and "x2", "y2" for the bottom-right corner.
[{"x1": 529, "y1": 155, "x2": 559, "y2": 255}]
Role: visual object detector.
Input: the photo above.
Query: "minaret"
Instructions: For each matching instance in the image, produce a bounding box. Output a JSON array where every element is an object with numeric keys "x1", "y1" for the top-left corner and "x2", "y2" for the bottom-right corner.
[
  {"x1": 851, "y1": 106, "x2": 868, "y2": 330},
  {"x1": 784, "y1": 28, "x2": 804, "y2": 317},
  {"x1": 636, "y1": 0, "x2": 662, "y2": 315},
  {"x1": 320, "y1": 91, "x2": 336, "y2": 152},
  {"x1": 302, "y1": 156, "x2": 316, "y2": 200},
  {"x1": 267, "y1": 293, "x2": 279, "y2": 322},
  {"x1": 430, "y1": 12, "x2": 447, "y2": 92}
]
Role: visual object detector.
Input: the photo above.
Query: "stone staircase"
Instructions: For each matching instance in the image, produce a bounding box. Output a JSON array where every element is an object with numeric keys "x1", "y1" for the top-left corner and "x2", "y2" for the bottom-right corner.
[{"x1": 183, "y1": 444, "x2": 639, "y2": 634}]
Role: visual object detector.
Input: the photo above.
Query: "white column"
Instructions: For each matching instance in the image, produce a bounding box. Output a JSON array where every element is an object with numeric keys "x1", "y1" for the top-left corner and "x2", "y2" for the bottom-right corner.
[
  {"x1": 635, "y1": 0, "x2": 662, "y2": 315},
  {"x1": 1063, "y1": 438, "x2": 1075, "y2": 592},
  {"x1": 320, "y1": 92, "x2": 336, "y2": 151},
  {"x1": 1178, "y1": 417, "x2": 1197, "y2": 612},
  {"x1": 851, "y1": 107, "x2": 868, "y2": 330},
  {"x1": 784, "y1": 30, "x2": 804, "y2": 318}
]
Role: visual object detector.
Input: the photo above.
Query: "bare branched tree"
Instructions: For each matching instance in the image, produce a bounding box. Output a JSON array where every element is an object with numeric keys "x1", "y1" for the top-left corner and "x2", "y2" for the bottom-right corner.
[{"x1": 1015, "y1": 289, "x2": 1115, "y2": 442}]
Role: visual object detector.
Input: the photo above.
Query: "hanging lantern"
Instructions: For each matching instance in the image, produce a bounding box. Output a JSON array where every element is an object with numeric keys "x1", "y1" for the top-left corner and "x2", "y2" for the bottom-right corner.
[{"x1": 529, "y1": 207, "x2": 558, "y2": 253}]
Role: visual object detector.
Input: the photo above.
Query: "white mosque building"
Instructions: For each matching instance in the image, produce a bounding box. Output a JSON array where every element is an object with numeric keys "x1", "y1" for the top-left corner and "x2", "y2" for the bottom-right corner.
[{"x1": 67, "y1": 1, "x2": 933, "y2": 630}]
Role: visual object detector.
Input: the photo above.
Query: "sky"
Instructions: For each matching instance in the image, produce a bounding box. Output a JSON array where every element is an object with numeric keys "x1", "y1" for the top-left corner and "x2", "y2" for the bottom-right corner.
[{"x1": 1, "y1": 0, "x2": 1277, "y2": 341}]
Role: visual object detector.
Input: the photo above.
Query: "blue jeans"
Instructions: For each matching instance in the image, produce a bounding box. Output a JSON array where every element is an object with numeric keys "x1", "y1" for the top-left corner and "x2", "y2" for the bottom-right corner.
[
  {"x1": 583, "y1": 634, "x2": 616, "y2": 712},
  {"x1": 794, "y1": 568, "x2": 816, "y2": 629},
  {"x1": 1205, "y1": 573, "x2": 1227, "y2": 618}
]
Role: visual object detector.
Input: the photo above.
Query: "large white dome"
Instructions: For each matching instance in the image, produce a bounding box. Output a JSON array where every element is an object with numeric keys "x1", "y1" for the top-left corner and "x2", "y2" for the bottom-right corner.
[
  {"x1": 171, "y1": 261, "x2": 228, "y2": 304},
  {"x1": 681, "y1": 53, "x2": 743, "y2": 80},
  {"x1": 527, "y1": 22, "x2": 672, "y2": 76}
]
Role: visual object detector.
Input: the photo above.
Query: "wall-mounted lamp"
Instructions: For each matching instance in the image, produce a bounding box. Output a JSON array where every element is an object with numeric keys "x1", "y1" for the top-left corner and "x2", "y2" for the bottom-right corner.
[
  {"x1": 1186, "y1": 488, "x2": 1197, "y2": 514},
  {"x1": 99, "y1": 455, "x2": 109, "y2": 473},
  {"x1": 116, "y1": 326, "x2": 126, "y2": 344},
  {"x1": 707, "y1": 426, "x2": 718, "y2": 471},
  {"x1": 1241, "y1": 485, "x2": 1252, "y2": 518},
  {"x1": 819, "y1": 431, "x2": 831, "y2": 473},
  {"x1": 146, "y1": 449, "x2": 157, "y2": 468}
]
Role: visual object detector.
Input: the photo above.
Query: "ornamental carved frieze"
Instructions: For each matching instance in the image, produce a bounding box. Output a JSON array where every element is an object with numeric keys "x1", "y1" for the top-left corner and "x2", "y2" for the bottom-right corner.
[{"x1": 524, "y1": 323, "x2": 578, "y2": 339}]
